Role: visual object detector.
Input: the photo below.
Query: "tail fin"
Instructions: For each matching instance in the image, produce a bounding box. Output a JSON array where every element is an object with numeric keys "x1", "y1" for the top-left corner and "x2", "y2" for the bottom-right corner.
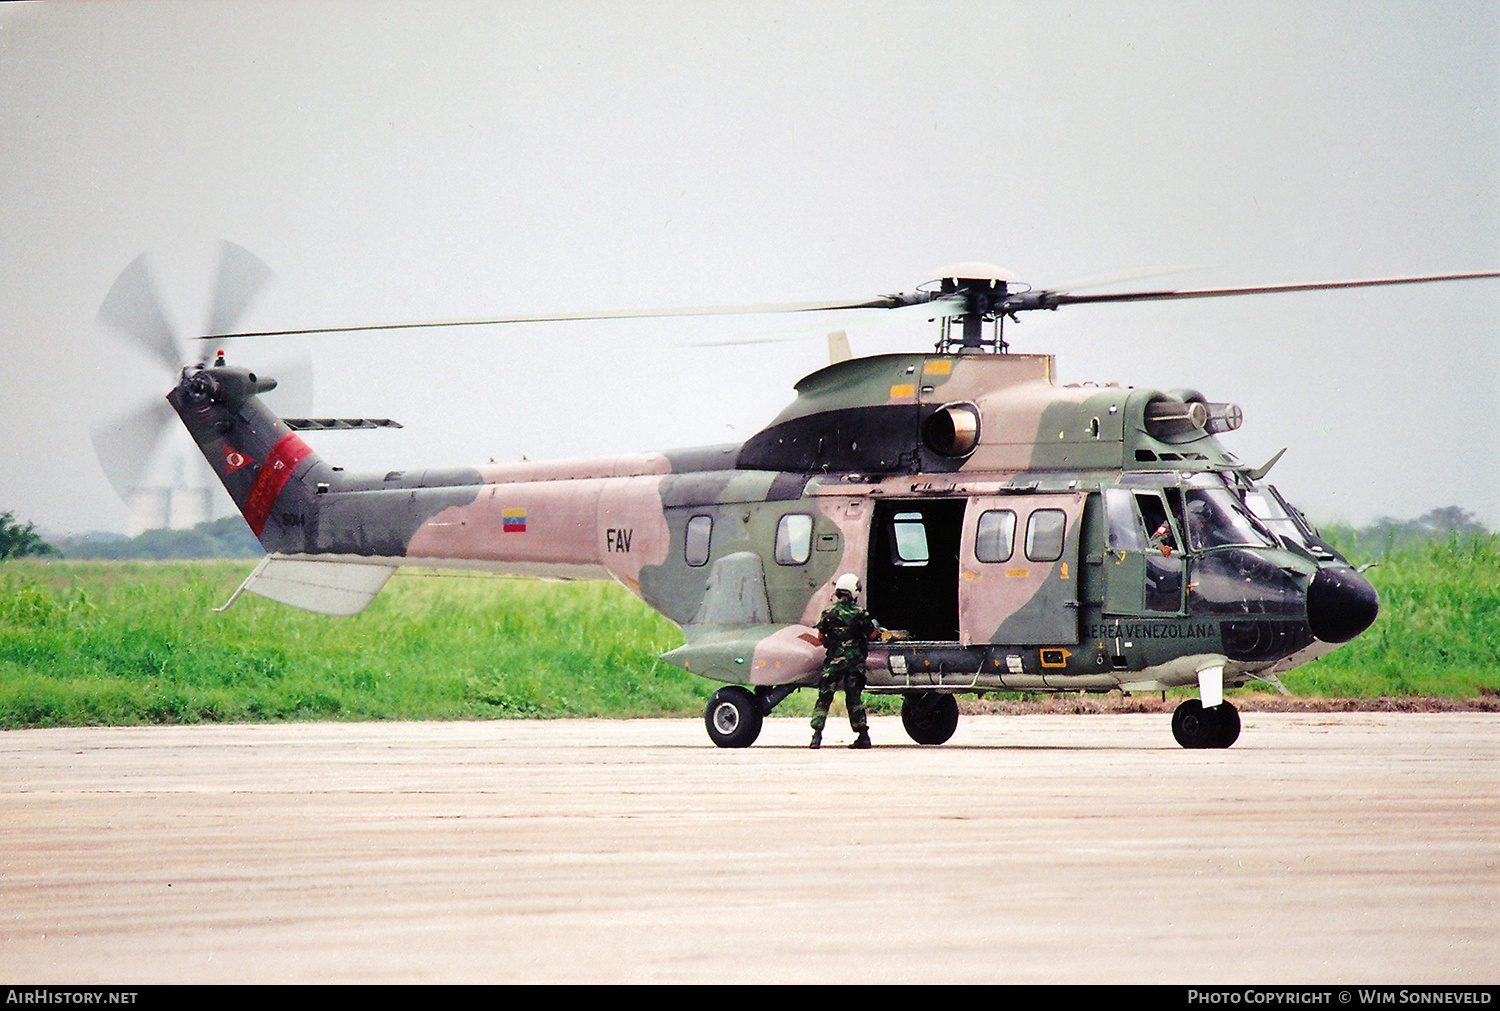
[{"x1": 167, "y1": 365, "x2": 330, "y2": 553}]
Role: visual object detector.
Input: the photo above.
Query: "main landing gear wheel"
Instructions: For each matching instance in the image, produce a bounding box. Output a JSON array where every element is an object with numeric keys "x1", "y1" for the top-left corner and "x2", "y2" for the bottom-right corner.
[
  {"x1": 1171, "y1": 698, "x2": 1241, "y2": 749},
  {"x1": 901, "y1": 691, "x2": 960, "y2": 745},
  {"x1": 704, "y1": 686, "x2": 763, "y2": 748}
]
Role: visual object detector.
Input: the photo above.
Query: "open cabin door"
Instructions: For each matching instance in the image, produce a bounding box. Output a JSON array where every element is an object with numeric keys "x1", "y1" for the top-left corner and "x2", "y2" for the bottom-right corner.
[
  {"x1": 866, "y1": 499, "x2": 965, "y2": 642},
  {"x1": 958, "y1": 492, "x2": 1084, "y2": 645}
]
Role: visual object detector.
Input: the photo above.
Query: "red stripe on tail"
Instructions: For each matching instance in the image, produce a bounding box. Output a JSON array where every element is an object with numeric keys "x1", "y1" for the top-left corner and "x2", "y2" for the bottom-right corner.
[{"x1": 242, "y1": 433, "x2": 314, "y2": 536}]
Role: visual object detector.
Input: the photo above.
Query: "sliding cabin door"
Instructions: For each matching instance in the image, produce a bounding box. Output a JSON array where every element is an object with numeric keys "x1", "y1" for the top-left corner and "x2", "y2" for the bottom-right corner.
[{"x1": 958, "y1": 493, "x2": 1084, "y2": 646}]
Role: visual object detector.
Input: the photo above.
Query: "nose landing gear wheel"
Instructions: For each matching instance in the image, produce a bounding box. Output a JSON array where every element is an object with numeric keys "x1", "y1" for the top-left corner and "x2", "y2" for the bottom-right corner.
[
  {"x1": 901, "y1": 691, "x2": 960, "y2": 745},
  {"x1": 1171, "y1": 698, "x2": 1241, "y2": 749}
]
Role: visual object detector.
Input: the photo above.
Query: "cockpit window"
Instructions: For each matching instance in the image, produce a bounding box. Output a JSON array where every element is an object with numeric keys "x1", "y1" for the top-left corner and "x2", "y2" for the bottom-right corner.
[
  {"x1": 1244, "y1": 486, "x2": 1337, "y2": 559},
  {"x1": 1243, "y1": 490, "x2": 1298, "y2": 539},
  {"x1": 1183, "y1": 489, "x2": 1275, "y2": 551},
  {"x1": 1104, "y1": 489, "x2": 1145, "y2": 553},
  {"x1": 1136, "y1": 492, "x2": 1179, "y2": 554}
]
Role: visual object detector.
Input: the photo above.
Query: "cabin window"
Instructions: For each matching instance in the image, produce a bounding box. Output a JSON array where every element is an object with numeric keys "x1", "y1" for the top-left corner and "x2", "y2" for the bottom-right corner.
[
  {"x1": 974, "y1": 509, "x2": 1016, "y2": 563},
  {"x1": 774, "y1": 514, "x2": 814, "y2": 565},
  {"x1": 1025, "y1": 509, "x2": 1066, "y2": 562},
  {"x1": 685, "y1": 515, "x2": 712, "y2": 567},
  {"x1": 890, "y1": 511, "x2": 930, "y2": 566}
]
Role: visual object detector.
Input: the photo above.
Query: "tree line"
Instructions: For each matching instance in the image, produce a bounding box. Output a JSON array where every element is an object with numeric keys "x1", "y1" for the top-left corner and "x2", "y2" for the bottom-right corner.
[
  {"x1": 1324, "y1": 506, "x2": 1493, "y2": 558},
  {"x1": 4, "y1": 514, "x2": 262, "y2": 561}
]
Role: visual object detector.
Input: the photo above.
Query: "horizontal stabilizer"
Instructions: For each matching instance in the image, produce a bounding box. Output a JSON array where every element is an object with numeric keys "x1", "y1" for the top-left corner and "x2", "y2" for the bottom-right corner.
[
  {"x1": 215, "y1": 555, "x2": 396, "y2": 616},
  {"x1": 282, "y1": 418, "x2": 403, "y2": 431}
]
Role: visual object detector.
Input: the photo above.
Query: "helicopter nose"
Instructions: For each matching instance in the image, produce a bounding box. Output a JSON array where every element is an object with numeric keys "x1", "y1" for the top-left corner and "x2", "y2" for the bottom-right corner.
[{"x1": 1306, "y1": 566, "x2": 1379, "y2": 643}]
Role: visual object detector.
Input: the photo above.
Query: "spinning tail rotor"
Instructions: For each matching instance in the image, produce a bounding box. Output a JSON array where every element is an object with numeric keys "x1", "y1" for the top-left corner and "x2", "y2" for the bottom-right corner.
[{"x1": 91, "y1": 242, "x2": 307, "y2": 514}]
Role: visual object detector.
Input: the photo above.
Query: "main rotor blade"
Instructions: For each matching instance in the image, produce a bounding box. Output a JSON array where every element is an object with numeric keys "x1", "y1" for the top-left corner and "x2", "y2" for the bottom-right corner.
[
  {"x1": 202, "y1": 294, "x2": 937, "y2": 341},
  {"x1": 688, "y1": 295, "x2": 965, "y2": 347},
  {"x1": 1028, "y1": 270, "x2": 1500, "y2": 310},
  {"x1": 90, "y1": 399, "x2": 174, "y2": 501},
  {"x1": 207, "y1": 241, "x2": 274, "y2": 336},
  {"x1": 97, "y1": 254, "x2": 183, "y2": 372},
  {"x1": 193, "y1": 268, "x2": 1499, "y2": 343}
]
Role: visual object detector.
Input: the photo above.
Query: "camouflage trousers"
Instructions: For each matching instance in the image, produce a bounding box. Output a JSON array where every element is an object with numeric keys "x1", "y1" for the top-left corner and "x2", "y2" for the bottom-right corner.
[{"x1": 810, "y1": 662, "x2": 868, "y2": 733}]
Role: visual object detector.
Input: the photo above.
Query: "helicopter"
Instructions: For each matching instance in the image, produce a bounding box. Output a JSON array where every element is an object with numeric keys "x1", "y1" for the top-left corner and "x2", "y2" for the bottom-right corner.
[{"x1": 97, "y1": 250, "x2": 1499, "y2": 749}]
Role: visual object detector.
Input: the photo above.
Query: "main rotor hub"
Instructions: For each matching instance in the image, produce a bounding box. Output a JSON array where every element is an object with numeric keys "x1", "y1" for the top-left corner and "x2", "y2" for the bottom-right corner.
[{"x1": 925, "y1": 263, "x2": 1028, "y2": 354}]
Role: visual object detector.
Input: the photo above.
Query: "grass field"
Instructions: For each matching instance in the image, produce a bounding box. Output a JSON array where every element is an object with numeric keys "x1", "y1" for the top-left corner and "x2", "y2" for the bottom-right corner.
[
  {"x1": 0, "y1": 562, "x2": 704, "y2": 728},
  {"x1": 1, "y1": 536, "x2": 1496, "y2": 728},
  {"x1": 1296, "y1": 534, "x2": 1500, "y2": 698}
]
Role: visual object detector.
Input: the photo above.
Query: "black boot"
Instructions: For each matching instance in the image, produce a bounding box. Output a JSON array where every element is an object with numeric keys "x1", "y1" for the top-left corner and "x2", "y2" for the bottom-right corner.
[
  {"x1": 809, "y1": 729, "x2": 822, "y2": 749},
  {"x1": 849, "y1": 730, "x2": 871, "y2": 749}
]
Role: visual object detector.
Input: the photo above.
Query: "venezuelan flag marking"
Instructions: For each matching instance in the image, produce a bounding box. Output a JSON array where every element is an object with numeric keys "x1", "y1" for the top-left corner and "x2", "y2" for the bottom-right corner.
[{"x1": 502, "y1": 508, "x2": 527, "y2": 533}]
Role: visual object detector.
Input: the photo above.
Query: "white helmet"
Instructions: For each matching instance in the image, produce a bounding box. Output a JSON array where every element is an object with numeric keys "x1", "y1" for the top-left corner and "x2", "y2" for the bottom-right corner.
[{"x1": 834, "y1": 573, "x2": 860, "y2": 596}]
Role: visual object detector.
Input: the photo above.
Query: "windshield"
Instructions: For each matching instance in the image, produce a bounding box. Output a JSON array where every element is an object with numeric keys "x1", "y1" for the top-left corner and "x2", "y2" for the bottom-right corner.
[
  {"x1": 1242, "y1": 485, "x2": 1337, "y2": 559},
  {"x1": 1242, "y1": 488, "x2": 1301, "y2": 541},
  {"x1": 1182, "y1": 488, "x2": 1276, "y2": 551}
]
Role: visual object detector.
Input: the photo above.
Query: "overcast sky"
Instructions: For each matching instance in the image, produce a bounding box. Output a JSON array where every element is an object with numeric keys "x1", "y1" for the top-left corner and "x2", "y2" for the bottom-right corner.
[{"x1": 2, "y1": 0, "x2": 1496, "y2": 536}]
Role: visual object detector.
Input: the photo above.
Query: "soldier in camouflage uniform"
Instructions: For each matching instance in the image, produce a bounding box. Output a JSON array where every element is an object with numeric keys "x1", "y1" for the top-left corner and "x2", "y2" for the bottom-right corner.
[{"x1": 811, "y1": 572, "x2": 879, "y2": 749}]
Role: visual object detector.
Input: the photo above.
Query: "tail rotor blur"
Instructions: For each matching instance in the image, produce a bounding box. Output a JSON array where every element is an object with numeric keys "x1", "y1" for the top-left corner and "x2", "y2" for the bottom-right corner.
[{"x1": 91, "y1": 243, "x2": 298, "y2": 526}]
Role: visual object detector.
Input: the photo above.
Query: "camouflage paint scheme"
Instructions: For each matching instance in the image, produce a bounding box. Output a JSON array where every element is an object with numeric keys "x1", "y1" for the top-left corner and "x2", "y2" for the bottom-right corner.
[{"x1": 168, "y1": 348, "x2": 1378, "y2": 747}]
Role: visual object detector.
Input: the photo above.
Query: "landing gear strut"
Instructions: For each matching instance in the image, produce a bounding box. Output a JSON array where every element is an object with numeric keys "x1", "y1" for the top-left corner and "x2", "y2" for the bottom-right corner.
[{"x1": 1171, "y1": 698, "x2": 1241, "y2": 749}]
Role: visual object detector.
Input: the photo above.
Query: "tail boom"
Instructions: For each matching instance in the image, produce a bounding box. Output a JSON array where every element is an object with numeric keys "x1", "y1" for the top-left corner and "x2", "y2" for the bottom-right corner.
[{"x1": 168, "y1": 364, "x2": 679, "y2": 612}]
